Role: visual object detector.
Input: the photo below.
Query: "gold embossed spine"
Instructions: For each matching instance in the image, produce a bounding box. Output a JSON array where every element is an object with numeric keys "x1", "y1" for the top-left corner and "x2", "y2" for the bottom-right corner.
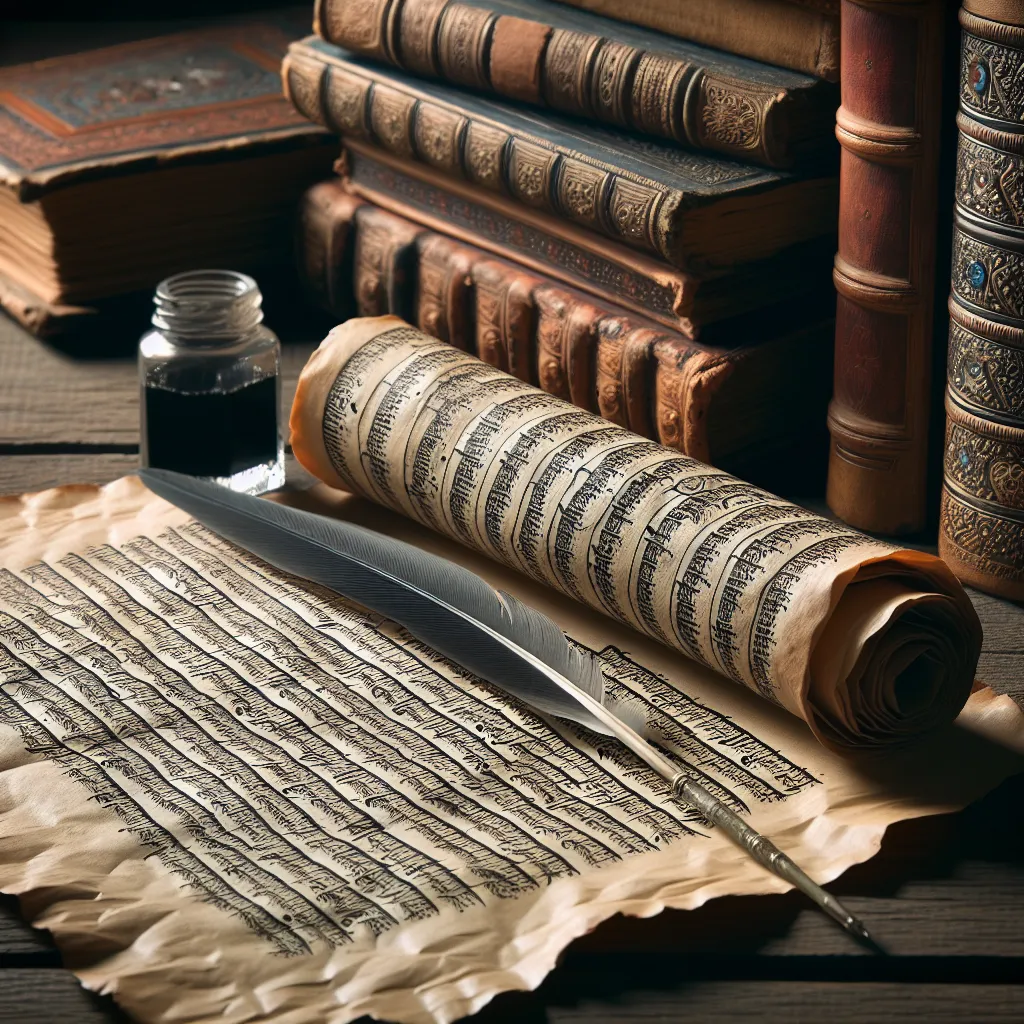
[
  {"x1": 542, "y1": 29, "x2": 603, "y2": 118},
  {"x1": 396, "y1": 0, "x2": 451, "y2": 77},
  {"x1": 436, "y1": 4, "x2": 496, "y2": 90}
]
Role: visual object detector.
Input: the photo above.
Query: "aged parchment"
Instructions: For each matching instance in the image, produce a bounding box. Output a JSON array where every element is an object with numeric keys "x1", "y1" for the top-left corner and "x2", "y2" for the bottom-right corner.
[
  {"x1": 290, "y1": 318, "x2": 984, "y2": 751},
  {"x1": 0, "y1": 476, "x2": 1020, "y2": 1024}
]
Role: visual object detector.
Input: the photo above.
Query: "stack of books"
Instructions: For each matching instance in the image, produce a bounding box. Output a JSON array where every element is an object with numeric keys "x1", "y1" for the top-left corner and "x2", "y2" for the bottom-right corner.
[{"x1": 282, "y1": 0, "x2": 842, "y2": 486}]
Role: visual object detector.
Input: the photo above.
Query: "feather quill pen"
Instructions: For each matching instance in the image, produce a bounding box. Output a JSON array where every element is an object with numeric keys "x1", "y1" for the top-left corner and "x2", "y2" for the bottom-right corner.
[{"x1": 139, "y1": 468, "x2": 872, "y2": 942}]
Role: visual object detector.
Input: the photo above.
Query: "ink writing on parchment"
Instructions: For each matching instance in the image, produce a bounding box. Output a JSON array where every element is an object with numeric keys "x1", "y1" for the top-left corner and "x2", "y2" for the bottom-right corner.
[{"x1": 0, "y1": 521, "x2": 815, "y2": 952}]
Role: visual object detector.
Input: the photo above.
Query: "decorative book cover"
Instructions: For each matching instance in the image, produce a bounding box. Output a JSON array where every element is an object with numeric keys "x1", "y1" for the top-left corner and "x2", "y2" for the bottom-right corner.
[
  {"x1": 313, "y1": 0, "x2": 839, "y2": 168},
  {"x1": 339, "y1": 141, "x2": 837, "y2": 337},
  {"x1": 0, "y1": 22, "x2": 330, "y2": 201},
  {"x1": 825, "y1": 0, "x2": 947, "y2": 535},
  {"x1": 298, "y1": 182, "x2": 835, "y2": 484},
  {"x1": 283, "y1": 37, "x2": 839, "y2": 271},
  {"x1": 553, "y1": 0, "x2": 840, "y2": 81},
  {"x1": 940, "y1": 6, "x2": 1024, "y2": 599}
]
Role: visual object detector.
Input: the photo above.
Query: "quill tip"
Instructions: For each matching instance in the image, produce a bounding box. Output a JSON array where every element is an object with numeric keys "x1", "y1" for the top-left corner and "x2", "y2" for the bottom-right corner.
[{"x1": 846, "y1": 917, "x2": 885, "y2": 954}]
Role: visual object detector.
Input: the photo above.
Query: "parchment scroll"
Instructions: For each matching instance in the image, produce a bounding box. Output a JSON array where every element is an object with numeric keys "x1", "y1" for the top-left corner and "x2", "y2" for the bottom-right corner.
[
  {"x1": 0, "y1": 477, "x2": 1020, "y2": 1024},
  {"x1": 290, "y1": 317, "x2": 984, "y2": 751}
]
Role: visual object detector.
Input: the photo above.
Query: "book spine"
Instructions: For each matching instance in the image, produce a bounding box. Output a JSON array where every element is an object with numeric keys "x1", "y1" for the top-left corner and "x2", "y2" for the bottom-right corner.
[
  {"x1": 415, "y1": 233, "x2": 475, "y2": 348},
  {"x1": 651, "y1": 331, "x2": 727, "y2": 463},
  {"x1": 939, "y1": 8, "x2": 1024, "y2": 599},
  {"x1": 313, "y1": 0, "x2": 816, "y2": 167},
  {"x1": 553, "y1": 0, "x2": 840, "y2": 82},
  {"x1": 283, "y1": 43, "x2": 680, "y2": 262},
  {"x1": 295, "y1": 181, "x2": 728, "y2": 457},
  {"x1": 352, "y1": 204, "x2": 423, "y2": 320},
  {"x1": 471, "y1": 258, "x2": 539, "y2": 382},
  {"x1": 534, "y1": 283, "x2": 602, "y2": 410},
  {"x1": 297, "y1": 181, "x2": 364, "y2": 316},
  {"x1": 594, "y1": 319, "x2": 658, "y2": 439},
  {"x1": 825, "y1": 0, "x2": 946, "y2": 534}
]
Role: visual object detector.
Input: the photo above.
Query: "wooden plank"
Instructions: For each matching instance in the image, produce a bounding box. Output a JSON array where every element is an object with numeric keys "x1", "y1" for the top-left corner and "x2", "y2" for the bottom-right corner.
[
  {"x1": 0, "y1": 896, "x2": 57, "y2": 964},
  {"x1": 0, "y1": 455, "x2": 139, "y2": 493},
  {"x1": 477, "y1": 981, "x2": 1024, "y2": 1023},
  {"x1": 0, "y1": 454, "x2": 315, "y2": 496},
  {"x1": 0, "y1": 971, "x2": 1020, "y2": 1024},
  {"x1": 0, "y1": 970, "x2": 125, "y2": 1023},
  {"x1": 972, "y1": 591, "x2": 1024, "y2": 700},
  {"x1": 0, "y1": 313, "x2": 320, "y2": 447}
]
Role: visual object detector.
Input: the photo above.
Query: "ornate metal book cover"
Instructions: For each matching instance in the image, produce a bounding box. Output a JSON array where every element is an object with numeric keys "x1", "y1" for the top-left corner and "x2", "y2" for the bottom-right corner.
[
  {"x1": 941, "y1": 5, "x2": 1024, "y2": 599},
  {"x1": 313, "y1": 0, "x2": 838, "y2": 167}
]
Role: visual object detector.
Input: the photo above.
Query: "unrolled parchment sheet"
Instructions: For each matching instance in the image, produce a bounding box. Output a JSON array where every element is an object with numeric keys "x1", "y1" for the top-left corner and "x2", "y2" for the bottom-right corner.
[
  {"x1": 289, "y1": 317, "x2": 984, "y2": 751},
  {"x1": 0, "y1": 478, "x2": 1020, "y2": 1024}
]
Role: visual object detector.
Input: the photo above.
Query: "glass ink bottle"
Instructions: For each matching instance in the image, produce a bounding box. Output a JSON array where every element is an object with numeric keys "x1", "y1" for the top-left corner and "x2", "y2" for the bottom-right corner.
[{"x1": 139, "y1": 270, "x2": 284, "y2": 495}]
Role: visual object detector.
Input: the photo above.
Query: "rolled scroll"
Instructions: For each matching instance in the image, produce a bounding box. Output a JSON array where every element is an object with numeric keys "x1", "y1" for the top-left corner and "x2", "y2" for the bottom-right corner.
[{"x1": 290, "y1": 317, "x2": 982, "y2": 750}]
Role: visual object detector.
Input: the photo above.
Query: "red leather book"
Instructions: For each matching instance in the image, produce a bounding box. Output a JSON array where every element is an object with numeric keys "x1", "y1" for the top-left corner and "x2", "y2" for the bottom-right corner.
[{"x1": 826, "y1": 0, "x2": 947, "y2": 534}]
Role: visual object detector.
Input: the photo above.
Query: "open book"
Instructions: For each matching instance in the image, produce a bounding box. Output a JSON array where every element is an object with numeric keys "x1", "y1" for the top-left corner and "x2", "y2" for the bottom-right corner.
[{"x1": 0, "y1": 321, "x2": 1020, "y2": 1024}]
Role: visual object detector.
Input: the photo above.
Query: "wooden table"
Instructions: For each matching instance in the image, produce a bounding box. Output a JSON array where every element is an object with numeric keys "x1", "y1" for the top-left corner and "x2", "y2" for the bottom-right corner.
[{"x1": 0, "y1": 309, "x2": 1021, "y2": 1023}]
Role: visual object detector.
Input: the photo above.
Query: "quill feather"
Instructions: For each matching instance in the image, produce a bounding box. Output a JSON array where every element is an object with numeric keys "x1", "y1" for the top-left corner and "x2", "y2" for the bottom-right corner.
[
  {"x1": 140, "y1": 468, "x2": 622, "y2": 737},
  {"x1": 138, "y1": 468, "x2": 873, "y2": 944}
]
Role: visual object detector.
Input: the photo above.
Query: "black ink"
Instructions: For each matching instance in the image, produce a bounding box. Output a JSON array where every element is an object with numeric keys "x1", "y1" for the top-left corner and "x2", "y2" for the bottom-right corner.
[{"x1": 144, "y1": 377, "x2": 278, "y2": 478}]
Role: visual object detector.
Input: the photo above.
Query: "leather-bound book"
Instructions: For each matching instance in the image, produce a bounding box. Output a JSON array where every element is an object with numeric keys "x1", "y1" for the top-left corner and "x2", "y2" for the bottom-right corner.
[
  {"x1": 472, "y1": 258, "x2": 539, "y2": 381},
  {"x1": 283, "y1": 38, "x2": 839, "y2": 272},
  {"x1": 297, "y1": 187, "x2": 835, "y2": 486},
  {"x1": 415, "y1": 234, "x2": 475, "y2": 347},
  {"x1": 339, "y1": 140, "x2": 837, "y2": 339},
  {"x1": 352, "y1": 204, "x2": 424, "y2": 322},
  {"x1": 313, "y1": 0, "x2": 838, "y2": 168},
  {"x1": 553, "y1": 0, "x2": 839, "y2": 81},
  {"x1": 940, "y1": 5, "x2": 1024, "y2": 599},
  {"x1": 0, "y1": 20, "x2": 336, "y2": 339},
  {"x1": 825, "y1": 0, "x2": 947, "y2": 535}
]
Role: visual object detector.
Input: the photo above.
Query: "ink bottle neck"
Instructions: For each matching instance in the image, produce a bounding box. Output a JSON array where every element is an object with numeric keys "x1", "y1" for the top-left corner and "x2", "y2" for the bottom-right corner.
[{"x1": 152, "y1": 269, "x2": 264, "y2": 347}]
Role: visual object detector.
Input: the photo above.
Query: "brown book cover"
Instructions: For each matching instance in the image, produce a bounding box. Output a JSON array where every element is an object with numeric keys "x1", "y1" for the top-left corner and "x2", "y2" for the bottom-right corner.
[
  {"x1": 939, "y1": 7, "x2": 1024, "y2": 599},
  {"x1": 313, "y1": 0, "x2": 838, "y2": 167},
  {"x1": 339, "y1": 140, "x2": 837, "y2": 339},
  {"x1": 0, "y1": 22, "x2": 336, "y2": 337},
  {"x1": 297, "y1": 184, "x2": 834, "y2": 484},
  {"x1": 416, "y1": 233, "x2": 475, "y2": 347},
  {"x1": 554, "y1": 0, "x2": 840, "y2": 81},
  {"x1": 283, "y1": 37, "x2": 839, "y2": 272},
  {"x1": 825, "y1": 0, "x2": 947, "y2": 535}
]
